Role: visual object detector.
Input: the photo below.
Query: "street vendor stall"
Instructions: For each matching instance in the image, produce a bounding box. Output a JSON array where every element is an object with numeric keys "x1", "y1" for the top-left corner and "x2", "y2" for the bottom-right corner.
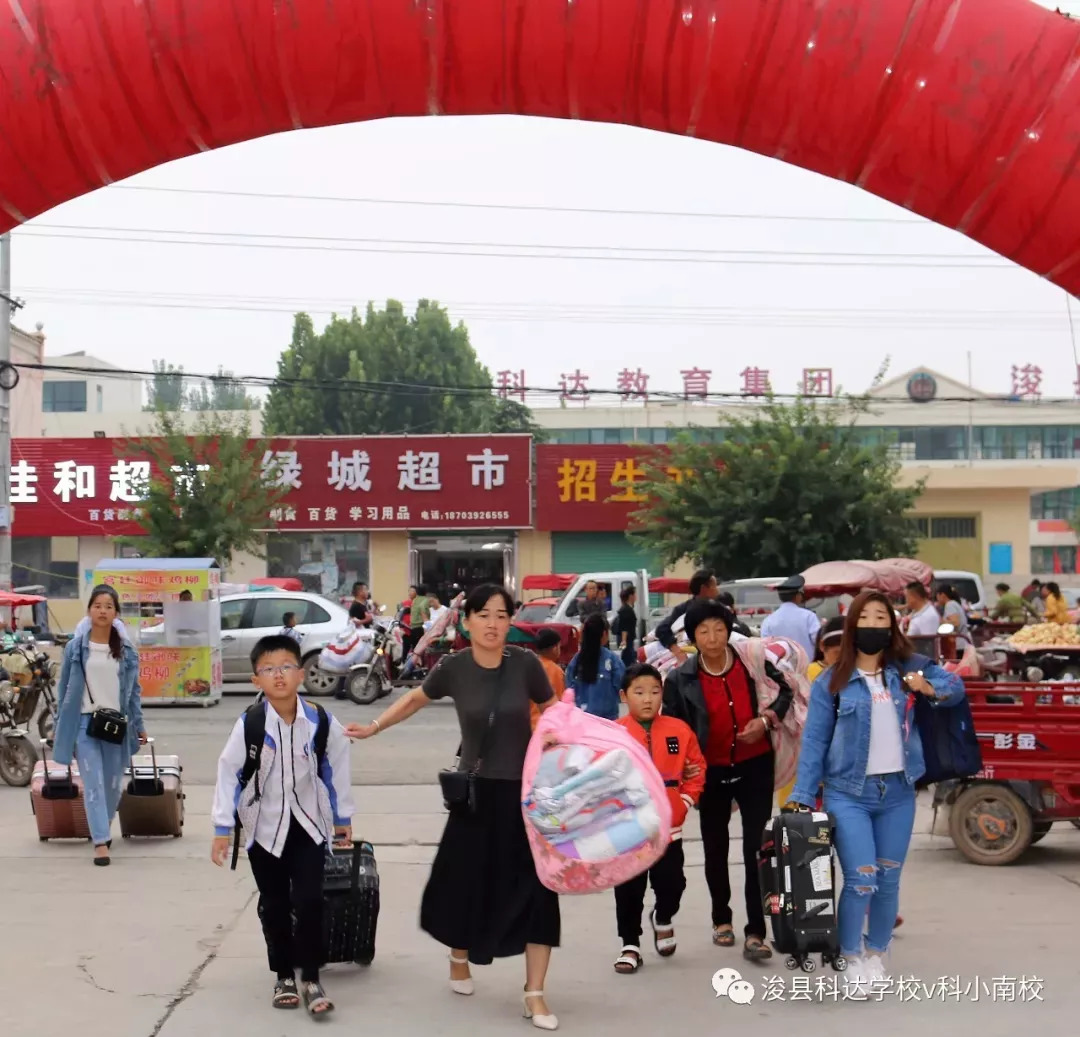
[{"x1": 93, "y1": 558, "x2": 223, "y2": 707}]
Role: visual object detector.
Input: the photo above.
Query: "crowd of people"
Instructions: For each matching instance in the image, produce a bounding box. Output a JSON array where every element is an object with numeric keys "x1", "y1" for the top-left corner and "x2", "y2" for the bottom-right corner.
[{"x1": 50, "y1": 567, "x2": 969, "y2": 1024}]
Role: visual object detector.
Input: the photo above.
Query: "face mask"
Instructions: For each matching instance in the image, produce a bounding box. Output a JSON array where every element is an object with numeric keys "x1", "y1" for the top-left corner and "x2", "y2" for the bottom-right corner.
[{"x1": 854, "y1": 627, "x2": 891, "y2": 656}]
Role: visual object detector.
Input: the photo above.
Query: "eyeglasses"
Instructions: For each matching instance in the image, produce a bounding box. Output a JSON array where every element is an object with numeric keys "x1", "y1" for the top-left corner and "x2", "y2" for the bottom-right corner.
[{"x1": 255, "y1": 664, "x2": 301, "y2": 678}]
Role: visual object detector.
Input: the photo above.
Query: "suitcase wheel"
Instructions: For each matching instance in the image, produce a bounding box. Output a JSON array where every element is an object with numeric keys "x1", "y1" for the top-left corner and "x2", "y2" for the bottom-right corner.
[
  {"x1": 826, "y1": 954, "x2": 847, "y2": 973},
  {"x1": 39, "y1": 837, "x2": 47, "y2": 842},
  {"x1": 123, "y1": 835, "x2": 131, "y2": 840},
  {"x1": 785, "y1": 957, "x2": 798, "y2": 971},
  {"x1": 800, "y1": 958, "x2": 816, "y2": 974}
]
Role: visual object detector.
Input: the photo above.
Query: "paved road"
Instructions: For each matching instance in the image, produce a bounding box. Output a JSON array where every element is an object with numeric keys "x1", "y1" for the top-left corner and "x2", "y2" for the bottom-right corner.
[
  {"x1": 143, "y1": 684, "x2": 462, "y2": 784},
  {"x1": 7, "y1": 702, "x2": 1079, "y2": 1036}
]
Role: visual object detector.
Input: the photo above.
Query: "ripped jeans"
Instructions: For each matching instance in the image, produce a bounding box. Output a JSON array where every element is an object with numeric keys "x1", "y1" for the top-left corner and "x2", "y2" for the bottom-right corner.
[
  {"x1": 75, "y1": 715, "x2": 127, "y2": 845},
  {"x1": 824, "y1": 773, "x2": 916, "y2": 958}
]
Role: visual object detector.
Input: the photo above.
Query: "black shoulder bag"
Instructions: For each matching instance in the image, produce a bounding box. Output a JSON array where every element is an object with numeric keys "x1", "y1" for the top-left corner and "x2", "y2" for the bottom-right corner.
[
  {"x1": 83, "y1": 661, "x2": 129, "y2": 746},
  {"x1": 438, "y1": 653, "x2": 506, "y2": 814}
]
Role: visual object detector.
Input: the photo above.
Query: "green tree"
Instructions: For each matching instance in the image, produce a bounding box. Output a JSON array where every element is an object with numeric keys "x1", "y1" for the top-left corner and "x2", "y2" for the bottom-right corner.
[
  {"x1": 117, "y1": 410, "x2": 288, "y2": 568},
  {"x1": 628, "y1": 396, "x2": 924, "y2": 578},
  {"x1": 144, "y1": 360, "x2": 185, "y2": 411},
  {"x1": 186, "y1": 367, "x2": 259, "y2": 411},
  {"x1": 263, "y1": 300, "x2": 543, "y2": 438}
]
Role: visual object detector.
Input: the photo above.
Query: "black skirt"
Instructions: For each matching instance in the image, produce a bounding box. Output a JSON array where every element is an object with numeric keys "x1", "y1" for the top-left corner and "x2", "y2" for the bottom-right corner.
[{"x1": 420, "y1": 776, "x2": 561, "y2": 965}]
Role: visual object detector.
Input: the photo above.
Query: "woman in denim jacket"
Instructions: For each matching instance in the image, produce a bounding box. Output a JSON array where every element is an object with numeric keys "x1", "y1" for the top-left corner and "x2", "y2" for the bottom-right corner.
[
  {"x1": 53, "y1": 586, "x2": 147, "y2": 866},
  {"x1": 788, "y1": 590, "x2": 964, "y2": 994}
]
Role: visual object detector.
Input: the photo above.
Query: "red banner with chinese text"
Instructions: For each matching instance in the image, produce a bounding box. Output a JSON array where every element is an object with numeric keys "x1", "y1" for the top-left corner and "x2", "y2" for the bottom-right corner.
[
  {"x1": 535, "y1": 445, "x2": 678, "y2": 532},
  {"x1": 9, "y1": 435, "x2": 533, "y2": 537}
]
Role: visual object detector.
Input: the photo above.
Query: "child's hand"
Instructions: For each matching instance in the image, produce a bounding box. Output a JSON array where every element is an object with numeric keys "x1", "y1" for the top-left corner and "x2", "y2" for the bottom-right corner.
[
  {"x1": 541, "y1": 733, "x2": 559, "y2": 749},
  {"x1": 210, "y1": 835, "x2": 230, "y2": 867},
  {"x1": 334, "y1": 825, "x2": 352, "y2": 847}
]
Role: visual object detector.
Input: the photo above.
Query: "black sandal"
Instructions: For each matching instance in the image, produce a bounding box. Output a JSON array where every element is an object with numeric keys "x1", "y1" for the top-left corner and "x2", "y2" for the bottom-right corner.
[
  {"x1": 302, "y1": 981, "x2": 334, "y2": 1017},
  {"x1": 273, "y1": 977, "x2": 299, "y2": 1009},
  {"x1": 743, "y1": 935, "x2": 773, "y2": 962},
  {"x1": 712, "y1": 925, "x2": 736, "y2": 947}
]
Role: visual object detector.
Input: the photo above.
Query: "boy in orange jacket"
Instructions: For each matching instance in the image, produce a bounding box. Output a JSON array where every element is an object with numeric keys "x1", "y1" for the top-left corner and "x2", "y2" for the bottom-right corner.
[{"x1": 613, "y1": 663, "x2": 706, "y2": 974}]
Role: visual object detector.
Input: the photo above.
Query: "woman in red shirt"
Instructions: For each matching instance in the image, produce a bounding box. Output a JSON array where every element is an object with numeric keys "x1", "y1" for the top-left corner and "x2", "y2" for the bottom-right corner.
[{"x1": 662, "y1": 599, "x2": 794, "y2": 962}]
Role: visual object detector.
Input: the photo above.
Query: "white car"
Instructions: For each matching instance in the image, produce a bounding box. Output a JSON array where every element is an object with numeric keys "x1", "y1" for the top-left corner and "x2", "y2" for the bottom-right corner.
[{"x1": 218, "y1": 591, "x2": 353, "y2": 694}]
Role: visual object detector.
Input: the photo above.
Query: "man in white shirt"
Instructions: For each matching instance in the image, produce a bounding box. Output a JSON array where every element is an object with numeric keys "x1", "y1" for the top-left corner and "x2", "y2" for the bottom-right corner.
[
  {"x1": 904, "y1": 582, "x2": 941, "y2": 638},
  {"x1": 760, "y1": 575, "x2": 821, "y2": 658}
]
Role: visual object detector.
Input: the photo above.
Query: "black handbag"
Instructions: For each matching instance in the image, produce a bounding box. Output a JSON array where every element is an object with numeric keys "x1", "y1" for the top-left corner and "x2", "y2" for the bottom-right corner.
[
  {"x1": 84, "y1": 668, "x2": 128, "y2": 746},
  {"x1": 438, "y1": 657, "x2": 504, "y2": 813}
]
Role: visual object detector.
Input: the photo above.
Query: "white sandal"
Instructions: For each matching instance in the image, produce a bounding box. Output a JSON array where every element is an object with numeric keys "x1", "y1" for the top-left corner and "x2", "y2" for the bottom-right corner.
[
  {"x1": 523, "y1": 989, "x2": 558, "y2": 1030},
  {"x1": 448, "y1": 953, "x2": 473, "y2": 996},
  {"x1": 650, "y1": 909, "x2": 677, "y2": 957},
  {"x1": 614, "y1": 945, "x2": 643, "y2": 974}
]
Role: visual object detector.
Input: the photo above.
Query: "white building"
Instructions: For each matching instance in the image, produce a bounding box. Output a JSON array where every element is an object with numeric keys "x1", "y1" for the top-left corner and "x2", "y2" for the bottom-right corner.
[{"x1": 40, "y1": 351, "x2": 145, "y2": 436}]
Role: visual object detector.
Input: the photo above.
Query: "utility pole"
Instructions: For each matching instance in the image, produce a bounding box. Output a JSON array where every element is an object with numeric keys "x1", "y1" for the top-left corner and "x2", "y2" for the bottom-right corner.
[{"x1": 0, "y1": 233, "x2": 13, "y2": 590}]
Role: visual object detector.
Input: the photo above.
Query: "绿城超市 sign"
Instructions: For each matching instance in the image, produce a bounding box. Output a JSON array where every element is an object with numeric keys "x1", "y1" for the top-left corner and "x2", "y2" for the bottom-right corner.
[{"x1": 8, "y1": 435, "x2": 533, "y2": 537}]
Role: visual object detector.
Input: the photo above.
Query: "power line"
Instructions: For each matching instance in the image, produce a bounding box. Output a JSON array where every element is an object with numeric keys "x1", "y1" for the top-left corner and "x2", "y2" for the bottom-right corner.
[
  {"x1": 21, "y1": 222, "x2": 998, "y2": 262},
  {"x1": 16, "y1": 292, "x2": 1072, "y2": 331},
  {"x1": 13, "y1": 229, "x2": 1010, "y2": 269},
  {"x1": 16, "y1": 360, "x2": 1078, "y2": 407},
  {"x1": 108, "y1": 183, "x2": 928, "y2": 225}
]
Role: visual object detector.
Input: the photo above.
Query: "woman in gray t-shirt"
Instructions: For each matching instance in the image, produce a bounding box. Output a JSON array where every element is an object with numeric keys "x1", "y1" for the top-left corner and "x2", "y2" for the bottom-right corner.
[{"x1": 345, "y1": 584, "x2": 560, "y2": 1030}]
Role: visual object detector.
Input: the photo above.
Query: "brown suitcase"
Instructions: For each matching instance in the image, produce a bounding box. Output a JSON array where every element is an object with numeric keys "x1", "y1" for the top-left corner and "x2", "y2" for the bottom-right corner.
[
  {"x1": 30, "y1": 742, "x2": 91, "y2": 842},
  {"x1": 118, "y1": 739, "x2": 184, "y2": 838}
]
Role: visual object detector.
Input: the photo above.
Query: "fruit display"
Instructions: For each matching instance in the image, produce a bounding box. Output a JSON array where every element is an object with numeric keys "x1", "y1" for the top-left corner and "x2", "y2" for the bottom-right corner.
[{"x1": 1008, "y1": 623, "x2": 1080, "y2": 648}]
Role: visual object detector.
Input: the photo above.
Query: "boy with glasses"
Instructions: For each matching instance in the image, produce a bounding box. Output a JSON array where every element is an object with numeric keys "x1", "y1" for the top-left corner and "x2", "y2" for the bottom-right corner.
[{"x1": 210, "y1": 635, "x2": 355, "y2": 1017}]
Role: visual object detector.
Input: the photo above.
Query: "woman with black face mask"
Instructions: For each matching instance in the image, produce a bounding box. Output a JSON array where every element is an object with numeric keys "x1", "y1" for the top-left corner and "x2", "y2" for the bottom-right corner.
[{"x1": 788, "y1": 590, "x2": 965, "y2": 998}]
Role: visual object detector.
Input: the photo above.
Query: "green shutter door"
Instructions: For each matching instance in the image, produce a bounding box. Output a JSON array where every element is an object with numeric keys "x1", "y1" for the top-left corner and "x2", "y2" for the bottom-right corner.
[{"x1": 551, "y1": 533, "x2": 664, "y2": 608}]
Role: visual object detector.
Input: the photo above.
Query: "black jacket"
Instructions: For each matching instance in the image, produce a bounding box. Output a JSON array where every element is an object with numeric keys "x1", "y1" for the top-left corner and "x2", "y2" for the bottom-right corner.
[
  {"x1": 662, "y1": 653, "x2": 794, "y2": 761},
  {"x1": 655, "y1": 598, "x2": 695, "y2": 648}
]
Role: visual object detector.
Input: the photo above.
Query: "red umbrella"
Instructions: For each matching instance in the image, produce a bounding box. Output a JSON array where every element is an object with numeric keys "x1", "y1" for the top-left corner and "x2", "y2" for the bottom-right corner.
[{"x1": 0, "y1": 590, "x2": 45, "y2": 608}]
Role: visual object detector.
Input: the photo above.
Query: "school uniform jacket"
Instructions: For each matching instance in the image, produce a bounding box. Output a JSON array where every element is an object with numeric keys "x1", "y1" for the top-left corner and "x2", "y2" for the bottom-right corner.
[
  {"x1": 211, "y1": 697, "x2": 355, "y2": 856},
  {"x1": 617, "y1": 714, "x2": 706, "y2": 841}
]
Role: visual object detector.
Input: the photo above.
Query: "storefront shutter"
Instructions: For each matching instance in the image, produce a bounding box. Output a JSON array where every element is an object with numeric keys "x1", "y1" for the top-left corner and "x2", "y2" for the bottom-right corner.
[{"x1": 551, "y1": 533, "x2": 664, "y2": 607}]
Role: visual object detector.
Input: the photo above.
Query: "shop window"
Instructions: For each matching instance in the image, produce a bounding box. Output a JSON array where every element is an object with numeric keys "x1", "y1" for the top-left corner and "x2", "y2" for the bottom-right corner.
[
  {"x1": 930, "y1": 517, "x2": 976, "y2": 539},
  {"x1": 1030, "y1": 488, "x2": 1080, "y2": 521},
  {"x1": 11, "y1": 537, "x2": 79, "y2": 598},
  {"x1": 267, "y1": 533, "x2": 370, "y2": 598}
]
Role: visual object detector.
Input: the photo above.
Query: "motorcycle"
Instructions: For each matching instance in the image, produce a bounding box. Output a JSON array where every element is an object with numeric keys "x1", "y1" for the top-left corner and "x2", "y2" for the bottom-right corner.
[
  {"x1": 0, "y1": 669, "x2": 39, "y2": 787},
  {"x1": 345, "y1": 621, "x2": 400, "y2": 705}
]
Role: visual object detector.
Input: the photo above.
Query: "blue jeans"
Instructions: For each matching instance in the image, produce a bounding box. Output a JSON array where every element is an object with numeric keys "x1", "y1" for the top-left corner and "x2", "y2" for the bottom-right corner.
[
  {"x1": 75, "y1": 715, "x2": 127, "y2": 845},
  {"x1": 824, "y1": 773, "x2": 916, "y2": 958}
]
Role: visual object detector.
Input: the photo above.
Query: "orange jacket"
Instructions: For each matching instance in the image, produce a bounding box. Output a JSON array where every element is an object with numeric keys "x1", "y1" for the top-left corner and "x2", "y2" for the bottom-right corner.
[
  {"x1": 618, "y1": 714, "x2": 707, "y2": 840},
  {"x1": 531, "y1": 656, "x2": 566, "y2": 731}
]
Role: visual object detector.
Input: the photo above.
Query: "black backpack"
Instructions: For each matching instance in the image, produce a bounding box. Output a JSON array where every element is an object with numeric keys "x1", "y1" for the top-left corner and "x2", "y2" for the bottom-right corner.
[{"x1": 230, "y1": 699, "x2": 330, "y2": 870}]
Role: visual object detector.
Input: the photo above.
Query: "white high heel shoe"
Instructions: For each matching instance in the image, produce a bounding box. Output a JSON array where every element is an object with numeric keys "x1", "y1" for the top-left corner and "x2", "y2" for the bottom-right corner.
[
  {"x1": 448, "y1": 954, "x2": 474, "y2": 996},
  {"x1": 523, "y1": 990, "x2": 558, "y2": 1030}
]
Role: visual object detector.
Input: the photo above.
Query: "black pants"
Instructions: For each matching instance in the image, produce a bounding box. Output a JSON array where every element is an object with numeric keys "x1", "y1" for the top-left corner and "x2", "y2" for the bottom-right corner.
[
  {"x1": 698, "y1": 751, "x2": 774, "y2": 939},
  {"x1": 614, "y1": 840, "x2": 686, "y2": 946},
  {"x1": 249, "y1": 816, "x2": 325, "y2": 982}
]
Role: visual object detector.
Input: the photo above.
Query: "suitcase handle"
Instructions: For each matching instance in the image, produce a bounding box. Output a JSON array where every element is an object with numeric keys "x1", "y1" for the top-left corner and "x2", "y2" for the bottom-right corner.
[{"x1": 39, "y1": 736, "x2": 73, "y2": 787}]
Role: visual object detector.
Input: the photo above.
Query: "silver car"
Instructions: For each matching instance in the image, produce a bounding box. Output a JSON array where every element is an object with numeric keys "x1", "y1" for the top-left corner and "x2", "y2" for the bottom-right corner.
[{"x1": 219, "y1": 591, "x2": 352, "y2": 694}]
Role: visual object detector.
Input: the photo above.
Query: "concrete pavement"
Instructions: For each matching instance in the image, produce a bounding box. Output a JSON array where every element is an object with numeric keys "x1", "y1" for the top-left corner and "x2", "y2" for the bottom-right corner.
[{"x1": 3, "y1": 780, "x2": 1078, "y2": 1037}]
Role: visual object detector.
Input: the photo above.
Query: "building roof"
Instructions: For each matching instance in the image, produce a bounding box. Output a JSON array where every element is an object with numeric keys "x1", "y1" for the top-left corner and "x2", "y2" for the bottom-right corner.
[{"x1": 868, "y1": 366, "x2": 989, "y2": 401}]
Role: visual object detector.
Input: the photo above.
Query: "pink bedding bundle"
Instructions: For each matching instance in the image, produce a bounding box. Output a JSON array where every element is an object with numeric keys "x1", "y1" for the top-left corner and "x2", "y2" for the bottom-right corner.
[{"x1": 521, "y1": 689, "x2": 672, "y2": 895}]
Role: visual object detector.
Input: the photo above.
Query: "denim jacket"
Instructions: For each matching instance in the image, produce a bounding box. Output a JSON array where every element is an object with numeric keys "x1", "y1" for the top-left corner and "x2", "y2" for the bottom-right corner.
[
  {"x1": 565, "y1": 647, "x2": 626, "y2": 719},
  {"x1": 789, "y1": 657, "x2": 965, "y2": 804},
  {"x1": 53, "y1": 633, "x2": 145, "y2": 765}
]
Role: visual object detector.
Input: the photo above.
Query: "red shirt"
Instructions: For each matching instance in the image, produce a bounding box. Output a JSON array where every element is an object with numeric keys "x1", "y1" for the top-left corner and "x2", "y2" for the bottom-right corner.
[{"x1": 699, "y1": 658, "x2": 770, "y2": 767}]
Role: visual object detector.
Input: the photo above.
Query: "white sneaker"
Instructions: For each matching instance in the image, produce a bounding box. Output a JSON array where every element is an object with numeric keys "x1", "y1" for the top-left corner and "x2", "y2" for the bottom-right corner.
[
  {"x1": 842, "y1": 956, "x2": 872, "y2": 1001},
  {"x1": 865, "y1": 953, "x2": 891, "y2": 991}
]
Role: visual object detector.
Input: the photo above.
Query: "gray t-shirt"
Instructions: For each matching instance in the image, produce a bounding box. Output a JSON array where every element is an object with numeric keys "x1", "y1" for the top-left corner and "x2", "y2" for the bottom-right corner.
[{"x1": 423, "y1": 647, "x2": 555, "y2": 780}]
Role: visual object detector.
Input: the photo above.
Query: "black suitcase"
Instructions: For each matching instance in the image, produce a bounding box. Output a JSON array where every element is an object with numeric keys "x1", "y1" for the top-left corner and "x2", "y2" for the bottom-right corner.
[
  {"x1": 321, "y1": 840, "x2": 380, "y2": 966},
  {"x1": 758, "y1": 810, "x2": 845, "y2": 974}
]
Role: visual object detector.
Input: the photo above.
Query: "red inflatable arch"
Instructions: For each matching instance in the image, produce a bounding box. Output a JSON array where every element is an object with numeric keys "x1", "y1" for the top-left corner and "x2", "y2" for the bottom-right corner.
[{"x1": 3, "y1": 0, "x2": 1080, "y2": 293}]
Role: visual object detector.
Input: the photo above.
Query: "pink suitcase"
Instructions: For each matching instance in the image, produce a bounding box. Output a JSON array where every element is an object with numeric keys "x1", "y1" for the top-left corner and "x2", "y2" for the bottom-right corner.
[{"x1": 30, "y1": 743, "x2": 91, "y2": 841}]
